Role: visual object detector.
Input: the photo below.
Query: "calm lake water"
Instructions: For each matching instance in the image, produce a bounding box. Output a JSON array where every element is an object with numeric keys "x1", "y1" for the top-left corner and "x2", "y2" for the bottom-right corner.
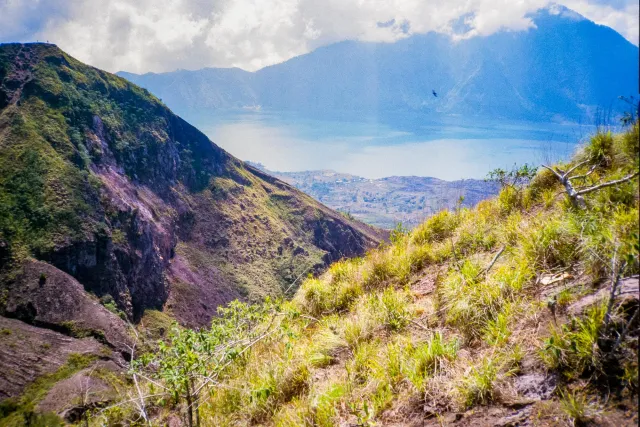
[{"x1": 185, "y1": 109, "x2": 597, "y2": 180}]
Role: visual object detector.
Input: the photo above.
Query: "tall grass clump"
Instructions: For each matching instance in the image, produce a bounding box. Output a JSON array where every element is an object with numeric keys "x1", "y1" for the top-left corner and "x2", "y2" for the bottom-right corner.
[
  {"x1": 521, "y1": 215, "x2": 578, "y2": 271},
  {"x1": 411, "y1": 209, "x2": 460, "y2": 245},
  {"x1": 540, "y1": 303, "x2": 605, "y2": 379},
  {"x1": 369, "y1": 287, "x2": 413, "y2": 331},
  {"x1": 439, "y1": 259, "x2": 529, "y2": 340},
  {"x1": 406, "y1": 332, "x2": 459, "y2": 391},
  {"x1": 582, "y1": 130, "x2": 614, "y2": 167}
]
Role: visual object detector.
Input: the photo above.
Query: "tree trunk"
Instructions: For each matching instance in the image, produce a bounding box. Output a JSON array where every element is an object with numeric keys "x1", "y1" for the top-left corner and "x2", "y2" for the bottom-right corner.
[
  {"x1": 185, "y1": 381, "x2": 194, "y2": 427},
  {"x1": 561, "y1": 177, "x2": 587, "y2": 209},
  {"x1": 191, "y1": 378, "x2": 201, "y2": 427}
]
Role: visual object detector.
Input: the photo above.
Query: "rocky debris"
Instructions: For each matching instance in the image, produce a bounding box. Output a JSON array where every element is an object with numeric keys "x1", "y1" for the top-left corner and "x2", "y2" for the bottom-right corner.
[
  {"x1": 1, "y1": 260, "x2": 132, "y2": 356},
  {"x1": 538, "y1": 272, "x2": 573, "y2": 286},
  {"x1": 495, "y1": 406, "x2": 533, "y2": 426},
  {"x1": 568, "y1": 276, "x2": 639, "y2": 316},
  {"x1": 0, "y1": 316, "x2": 119, "y2": 400},
  {"x1": 513, "y1": 373, "x2": 556, "y2": 400}
]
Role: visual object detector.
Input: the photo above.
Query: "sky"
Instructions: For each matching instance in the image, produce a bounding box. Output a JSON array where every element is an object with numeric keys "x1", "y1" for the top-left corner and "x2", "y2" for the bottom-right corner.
[{"x1": 0, "y1": 0, "x2": 637, "y2": 74}]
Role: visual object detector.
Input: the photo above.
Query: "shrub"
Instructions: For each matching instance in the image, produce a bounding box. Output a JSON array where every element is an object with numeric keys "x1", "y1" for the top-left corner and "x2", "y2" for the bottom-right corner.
[
  {"x1": 406, "y1": 332, "x2": 459, "y2": 390},
  {"x1": 540, "y1": 303, "x2": 605, "y2": 379},
  {"x1": 411, "y1": 210, "x2": 460, "y2": 245},
  {"x1": 582, "y1": 131, "x2": 614, "y2": 167},
  {"x1": 521, "y1": 216, "x2": 578, "y2": 270}
]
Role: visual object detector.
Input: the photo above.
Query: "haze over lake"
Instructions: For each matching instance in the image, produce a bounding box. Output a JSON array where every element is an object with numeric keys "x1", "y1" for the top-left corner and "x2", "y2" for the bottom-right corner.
[{"x1": 187, "y1": 110, "x2": 593, "y2": 180}]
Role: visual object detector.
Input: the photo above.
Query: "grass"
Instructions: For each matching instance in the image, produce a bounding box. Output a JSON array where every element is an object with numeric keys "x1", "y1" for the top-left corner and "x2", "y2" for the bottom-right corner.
[
  {"x1": 94, "y1": 123, "x2": 639, "y2": 426},
  {"x1": 558, "y1": 388, "x2": 599, "y2": 426},
  {"x1": 0, "y1": 353, "x2": 96, "y2": 427},
  {"x1": 540, "y1": 303, "x2": 606, "y2": 379},
  {"x1": 405, "y1": 332, "x2": 459, "y2": 390}
]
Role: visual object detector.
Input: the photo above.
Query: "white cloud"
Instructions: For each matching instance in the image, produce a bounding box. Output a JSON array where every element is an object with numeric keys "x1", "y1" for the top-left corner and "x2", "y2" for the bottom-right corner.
[{"x1": 0, "y1": 0, "x2": 636, "y2": 73}]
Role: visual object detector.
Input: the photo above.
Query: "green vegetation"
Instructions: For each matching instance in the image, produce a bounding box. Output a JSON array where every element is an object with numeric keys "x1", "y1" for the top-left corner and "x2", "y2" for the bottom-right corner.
[
  {"x1": 2, "y1": 44, "x2": 637, "y2": 426},
  {"x1": 0, "y1": 353, "x2": 96, "y2": 426},
  {"x1": 92, "y1": 124, "x2": 638, "y2": 426},
  {"x1": 0, "y1": 43, "x2": 168, "y2": 261},
  {"x1": 0, "y1": 42, "x2": 382, "y2": 326}
]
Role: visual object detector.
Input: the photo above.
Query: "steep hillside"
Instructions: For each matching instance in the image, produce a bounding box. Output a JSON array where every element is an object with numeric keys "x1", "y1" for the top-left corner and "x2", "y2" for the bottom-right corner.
[
  {"x1": 119, "y1": 6, "x2": 639, "y2": 122},
  {"x1": 90, "y1": 124, "x2": 637, "y2": 427},
  {"x1": 0, "y1": 42, "x2": 385, "y2": 411},
  {"x1": 257, "y1": 167, "x2": 498, "y2": 229}
]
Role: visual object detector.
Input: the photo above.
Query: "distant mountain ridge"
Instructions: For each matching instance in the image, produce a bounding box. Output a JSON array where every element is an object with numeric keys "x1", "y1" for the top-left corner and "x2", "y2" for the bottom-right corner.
[
  {"x1": 253, "y1": 164, "x2": 499, "y2": 229},
  {"x1": 119, "y1": 6, "x2": 639, "y2": 122}
]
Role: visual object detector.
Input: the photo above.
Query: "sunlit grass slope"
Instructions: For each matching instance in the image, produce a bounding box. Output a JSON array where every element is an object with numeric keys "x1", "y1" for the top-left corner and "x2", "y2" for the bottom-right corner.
[{"x1": 102, "y1": 123, "x2": 638, "y2": 426}]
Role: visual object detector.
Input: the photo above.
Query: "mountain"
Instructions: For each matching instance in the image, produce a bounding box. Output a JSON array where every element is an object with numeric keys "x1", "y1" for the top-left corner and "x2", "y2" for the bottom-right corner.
[
  {"x1": 119, "y1": 6, "x2": 639, "y2": 122},
  {"x1": 0, "y1": 42, "x2": 386, "y2": 409},
  {"x1": 77, "y1": 124, "x2": 640, "y2": 426},
  {"x1": 253, "y1": 165, "x2": 499, "y2": 229}
]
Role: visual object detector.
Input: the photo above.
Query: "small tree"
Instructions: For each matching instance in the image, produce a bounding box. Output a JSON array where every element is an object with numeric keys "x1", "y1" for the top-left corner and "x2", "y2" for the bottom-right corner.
[
  {"x1": 618, "y1": 95, "x2": 638, "y2": 127},
  {"x1": 485, "y1": 163, "x2": 537, "y2": 190},
  {"x1": 134, "y1": 300, "x2": 278, "y2": 427}
]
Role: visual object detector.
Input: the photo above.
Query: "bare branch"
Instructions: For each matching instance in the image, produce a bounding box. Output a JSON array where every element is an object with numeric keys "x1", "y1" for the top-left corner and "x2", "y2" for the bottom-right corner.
[
  {"x1": 476, "y1": 246, "x2": 505, "y2": 280},
  {"x1": 611, "y1": 308, "x2": 639, "y2": 354},
  {"x1": 409, "y1": 319, "x2": 431, "y2": 332},
  {"x1": 565, "y1": 159, "x2": 591, "y2": 177},
  {"x1": 569, "y1": 163, "x2": 598, "y2": 181},
  {"x1": 576, "y1": 172, "x2": 639, "y2": 195},
  {"x1": 541, "y1": 164, "x2": 563, "y2": 180}
]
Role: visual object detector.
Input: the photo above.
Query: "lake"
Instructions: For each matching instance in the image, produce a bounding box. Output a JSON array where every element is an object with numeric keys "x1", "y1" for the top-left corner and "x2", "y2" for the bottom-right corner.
[{"x1": 184, "y1": 109, "x2": 597, "y2": 180}]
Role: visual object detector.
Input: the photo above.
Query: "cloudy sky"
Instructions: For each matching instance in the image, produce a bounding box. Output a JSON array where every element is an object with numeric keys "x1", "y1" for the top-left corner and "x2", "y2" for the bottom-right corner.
[{"x1": 0, "y1": 0, "x2": 637, "y2": 73}]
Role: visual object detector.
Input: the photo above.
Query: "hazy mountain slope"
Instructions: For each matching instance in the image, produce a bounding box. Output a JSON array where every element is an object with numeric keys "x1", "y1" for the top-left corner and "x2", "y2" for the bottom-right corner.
[
  {"x1": 117, "y1": 67, "x2": 258, "y2": 112},
  {"x1": 256, "y1": 166, "x2": 499, "y2": 229},
  {"x1": 119, "y1": 6, "x2": 639, "y2": 122},
  {"x1": 0, "y1": 41, "x2": 385, "y2": 392}
]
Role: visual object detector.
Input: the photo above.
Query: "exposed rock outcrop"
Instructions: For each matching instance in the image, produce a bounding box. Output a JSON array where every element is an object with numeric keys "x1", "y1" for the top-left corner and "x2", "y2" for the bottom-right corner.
[{"x1": 0, "y1": 43, "x2": 386, "y2": 407}]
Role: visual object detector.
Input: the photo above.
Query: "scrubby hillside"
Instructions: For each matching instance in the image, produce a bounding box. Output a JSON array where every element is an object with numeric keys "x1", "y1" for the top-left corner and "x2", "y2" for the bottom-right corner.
[
  {"x1": 0, "y1": 42, "x2": 385, "y2": 422},
  {"x1": 0, "y1": 42, "x2": 383, "y2": 322},
  {"x1": 88, "y1": 124, "x2": 638, "y2": 427}
]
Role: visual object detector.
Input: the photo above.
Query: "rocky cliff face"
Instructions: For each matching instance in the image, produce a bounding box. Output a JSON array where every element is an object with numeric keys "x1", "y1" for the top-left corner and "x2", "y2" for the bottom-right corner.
[{"x1": 0, "y1": 43, "x2": 385, "y2": 403}]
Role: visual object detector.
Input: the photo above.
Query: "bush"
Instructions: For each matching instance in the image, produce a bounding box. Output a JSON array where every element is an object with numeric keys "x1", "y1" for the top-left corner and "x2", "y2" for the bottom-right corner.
[
  {"x1": 582, "y1": 131, "x2": 614, "y2": 167},
  {"x1": 540, "y1": 303, "x2": 605, "y2": 379},
  {"x1": 521, "y1": 216, "x2": 578, "y2": 270},
  {"x1": 411, "y1": 210, "x2": 460, "y2": 245},
  {"x1": 406, "y1": 332, "x2": 458, "y2": 390}
]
